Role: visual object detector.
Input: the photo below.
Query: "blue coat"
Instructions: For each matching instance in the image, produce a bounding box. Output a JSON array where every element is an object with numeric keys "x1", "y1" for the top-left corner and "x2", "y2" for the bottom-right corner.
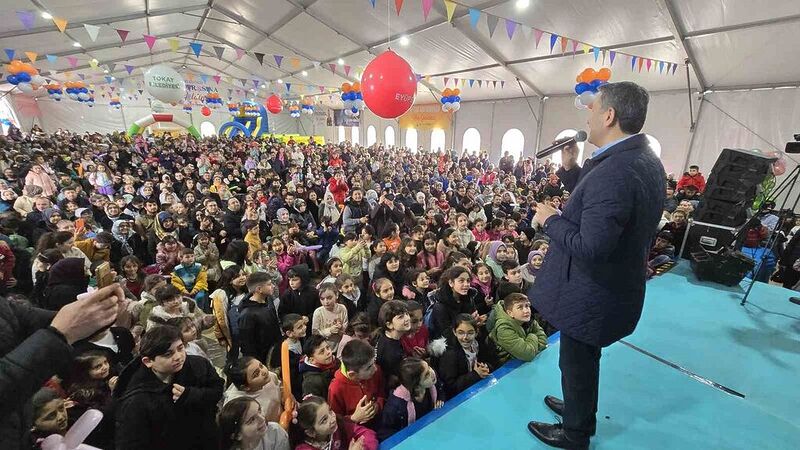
[{"x1": 530, "y1": 134, "x2": 665, "y2": 347}]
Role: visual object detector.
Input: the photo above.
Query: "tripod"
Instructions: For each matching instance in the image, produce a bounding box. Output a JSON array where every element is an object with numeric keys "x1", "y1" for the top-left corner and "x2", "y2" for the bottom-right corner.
[{"x1": 740, "y1": 164, "x2": 800, "y2": 306}]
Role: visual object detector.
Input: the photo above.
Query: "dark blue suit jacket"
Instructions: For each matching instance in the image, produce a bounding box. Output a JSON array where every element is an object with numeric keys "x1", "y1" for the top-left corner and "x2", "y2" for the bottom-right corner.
[{"x1": 530, "y1": 134, "x2": 665, "y2": 347}]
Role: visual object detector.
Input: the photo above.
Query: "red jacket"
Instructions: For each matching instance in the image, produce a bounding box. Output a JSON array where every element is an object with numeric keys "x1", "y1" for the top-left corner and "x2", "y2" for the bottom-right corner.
[
  {"x1": 0, "y1": 241, "x2": 15, "y2": 288},
  {"x1": 676, "y1": 172, "x2": 706, "y2": 192},
  {"x1": 328, "y1": 366, "x2": 386, "y2": 423},
  {"x1": 328, "y1": 177, "x2": 350, "y2": 206}
]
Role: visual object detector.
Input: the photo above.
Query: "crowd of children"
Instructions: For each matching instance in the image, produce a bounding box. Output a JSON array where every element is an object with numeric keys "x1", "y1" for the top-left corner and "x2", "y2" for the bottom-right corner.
[{"x1": 0, "y1": 125, "x2": 686, "y2": 450}]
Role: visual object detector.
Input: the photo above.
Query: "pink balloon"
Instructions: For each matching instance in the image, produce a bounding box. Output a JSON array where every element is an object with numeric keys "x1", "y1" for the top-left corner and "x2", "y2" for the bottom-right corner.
[
  {"x1": 772, "y1": 155, "x2": 787, "y2": 176},
  {"x1": 361, "y1": 50, "x2": 417, "y2": 119}
]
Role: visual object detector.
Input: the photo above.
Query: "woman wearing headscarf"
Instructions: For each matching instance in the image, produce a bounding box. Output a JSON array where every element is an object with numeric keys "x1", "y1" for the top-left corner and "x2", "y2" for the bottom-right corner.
[
  {"x1": 318, "y1": 192, "x2": 341, "y2": 226},
  {"x1": 41, "y1": 257, "x2": 89, "y2": 311},
  {"x1": 110, "y1": 220, "x2": 146, "y2": 267},
  {"x1": 146, "y1": 211, "x2": 178, "y2": 260},
  {"x1": 13, "y1": 184, "x2": 43, "y2": 217}
]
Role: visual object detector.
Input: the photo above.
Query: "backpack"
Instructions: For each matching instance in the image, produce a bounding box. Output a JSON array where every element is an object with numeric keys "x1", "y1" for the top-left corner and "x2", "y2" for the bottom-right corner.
[
  {"x1": 423, "y1": 291, "x2": 438, "y2": 336},
  {"x1": 227, "y1": 293, "x2": 245, "y2": 338}
]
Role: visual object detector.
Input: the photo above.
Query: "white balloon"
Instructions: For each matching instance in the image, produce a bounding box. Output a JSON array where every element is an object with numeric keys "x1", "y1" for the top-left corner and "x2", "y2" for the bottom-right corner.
[
  {"x1": 32, "y1": 75, "x2": 46, "y2": 85},
  {"x1": 17, "y1": 83, "x2": 33, "y2": 92},
  {"x1": 579, "y1": 91, "x2": 595, "y2": 106},
  {"x1": 452, "y1": 102, "x2": 461, "y2": 112},
  {"x1": 68, "y1": 93, "x2": 78, "y2": 100},
  {"x1": 78, "y1": 92, "x2": 90, "y2": 100},
  {"x1": 143, "y1": 64, "x2": 186, "y2": 104},
  {"x1": 574, "y1": 96, "x2": 588, "y2": 110}
]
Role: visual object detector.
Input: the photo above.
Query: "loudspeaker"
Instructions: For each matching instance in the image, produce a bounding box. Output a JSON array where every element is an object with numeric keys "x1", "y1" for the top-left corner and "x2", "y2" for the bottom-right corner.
[
  {"x1": 690, "y1": 249, "x2": 755, "y2": 286},
  {"x1": 693, "y1": 148, "x2": 775, "y2": 227},
  {"x1": 679, "y1": 221, "x2": 736, "y2": 259}
]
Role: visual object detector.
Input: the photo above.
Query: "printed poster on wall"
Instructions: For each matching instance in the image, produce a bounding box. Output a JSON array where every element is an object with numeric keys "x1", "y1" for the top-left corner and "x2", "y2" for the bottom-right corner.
[
  {"x1": 333, "y1": 109, "x2": 360, "y2": 127},
  {"x1": 398, "y1": 104, "x2": 452, "y2": 130}
]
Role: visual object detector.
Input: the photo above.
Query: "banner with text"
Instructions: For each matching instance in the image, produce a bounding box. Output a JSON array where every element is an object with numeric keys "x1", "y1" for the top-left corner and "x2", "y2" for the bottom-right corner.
[
  {"x1": 398, "y1": 104, "x2": 452, "y2": 130},
  {"x1": 333, "y1": 109, "x2": 360, "y2": 127}
]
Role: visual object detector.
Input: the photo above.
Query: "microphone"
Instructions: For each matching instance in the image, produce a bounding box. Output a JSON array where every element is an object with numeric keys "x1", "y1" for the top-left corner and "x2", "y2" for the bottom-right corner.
[{"x1": 536, "y1": 131, "x2": 588, "y2": 159}]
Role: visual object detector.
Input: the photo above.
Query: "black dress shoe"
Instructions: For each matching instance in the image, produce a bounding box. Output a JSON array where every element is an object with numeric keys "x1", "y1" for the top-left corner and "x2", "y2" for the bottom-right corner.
[
  {"x1": 545, "y1": 395, "x2": 564, "y2": 416},
  {"x1": 527, "y1": 421, "x2": 589, "y2": 450}
]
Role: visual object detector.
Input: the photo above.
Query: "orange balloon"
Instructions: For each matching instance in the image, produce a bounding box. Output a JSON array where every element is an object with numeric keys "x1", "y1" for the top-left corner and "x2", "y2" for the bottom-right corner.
[
  {"x1": 443, "y1": 88, "x2": 453, "y2": 97},
  {"x1": 21, "y1": 64, "x2": 38, "y2": 76},
  {"x1": 579, "y1": 68, "x2": 596, "y2": 83},
  {"x1": 597, "y1": 68, "x2": 612, "y2": 81},
  {"x1": 351, "y1": 82, "x2": 361, "y2": 91},
  {"x1": 453, "y1": 88, "x2": 461, "y2": 96},
  {"x1": 576, "y1": 75, "x2": 582, "y2": 83},
  {"x1": 341, "y1": 83, "x2": 352, "y2": 92}
]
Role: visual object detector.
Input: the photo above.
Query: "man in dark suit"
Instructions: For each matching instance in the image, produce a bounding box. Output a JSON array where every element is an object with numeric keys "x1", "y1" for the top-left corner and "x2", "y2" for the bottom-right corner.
[{"x1": 527, "y1": 82, "x2": 665, "y2": 449}]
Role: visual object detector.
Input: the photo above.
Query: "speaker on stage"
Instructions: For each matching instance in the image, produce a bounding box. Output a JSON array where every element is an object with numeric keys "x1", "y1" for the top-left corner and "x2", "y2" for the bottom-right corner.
[
  {"x1": 693, "y1": 148, "x2": 776, "y2": 227},
  {"x1": 679, "y1": 221, "x2": 736, "y2": 259},
  {"x1": 690, "y1": 249, "x2": 755, "y2": 286}
]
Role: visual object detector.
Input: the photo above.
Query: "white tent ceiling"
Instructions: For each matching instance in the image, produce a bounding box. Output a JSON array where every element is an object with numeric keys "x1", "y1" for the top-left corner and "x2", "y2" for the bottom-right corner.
[{"x1": 0, "y1": 0, "x2": 797, "y2": 105}]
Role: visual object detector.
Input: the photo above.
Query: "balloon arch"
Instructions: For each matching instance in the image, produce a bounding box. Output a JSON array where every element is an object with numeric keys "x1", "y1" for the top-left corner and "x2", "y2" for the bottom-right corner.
[{"x1": 126, "y1": 113, "x2": 201, "y2": 139}]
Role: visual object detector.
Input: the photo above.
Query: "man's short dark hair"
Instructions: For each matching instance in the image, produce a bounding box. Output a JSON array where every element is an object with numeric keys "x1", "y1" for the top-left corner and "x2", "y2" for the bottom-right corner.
[
  {"x1": 246, "y1": 271, "x2": 272, "y2": 291},
  {"x1": 340, "y1": 339, "x2": 375, "y2": 373},
  {"x1": 598, "y1": 82, "x2": 649, "y2": 134},
  {"x1": 302, "y1": 334, "x2": 328, "y2": 358},
  {"x1": 140, "y1": 325, "x2": 183, "y2": 359}
]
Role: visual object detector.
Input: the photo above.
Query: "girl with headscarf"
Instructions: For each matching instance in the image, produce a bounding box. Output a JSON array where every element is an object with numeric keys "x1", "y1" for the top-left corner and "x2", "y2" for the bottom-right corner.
[
  {"x1": 318, "y1": 192, "x2": 341, "y2": 225},
  {"x1": 0, "y1": 188, "x2": 16, "y2": 213},
  {"x1": 483, "y1": 240, "x2": 514, "y2": 280},
  {"x1": 521, "y1": 250, "x2": 544, "y2": 285},
  {"x1": 146, "y1": 212, "x2": 178, "y2": 260}
]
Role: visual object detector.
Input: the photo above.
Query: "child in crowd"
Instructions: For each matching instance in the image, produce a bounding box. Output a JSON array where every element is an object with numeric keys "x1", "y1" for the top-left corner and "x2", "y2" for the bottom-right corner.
[
  {"x1": 500, "y1": 260, "x2": 531, "y2": 294},
  {"x1": 271, "y1": 237, "x2": 298, "y2": 293},
  {"x1": 471, "y1": 218, "x2": 490, "y2": 242},
  {"x1": 328, "y1": 339, "x2": 386, "y2": 429},
  {"x1": 168, "y1": 316, "x2": 209, "y2": 361},
  {"x1": 453, "y1": 213, "x2": 475, "y2": 248},
  {"x1": 381, "y1": 223, "x2": 402, "y2": 253},
  {"x1": 292, "y1": 396, "x2": 378, "y2": 450},
  {"x1": 273, "y1": 313, "x2": 307, "y2": 401},
  {"x1": 278, "y1": 265, "x2": 321, "y2": 318},
  {"x1": 137, "y1": 273, "x2": 167, "y2": 328},
  {"x1": 29, "y1": 388, "x2": 69, "y2": 448},
  {"x1": 378, "y1": 357, "x2": 443, "y2": 440},
  {"x1": 192, "y1": 231, "x2": 221, "y2": 284},
  {"x1": 218, "y1": 397, "x2": 291, "y2": 450},
  {"x1": 400, "y1": 301, "x2": 430, "y2": 358},
  {"x1": 367, "y1": 240, "x2": 387, "y2": 281},
  {"x1": 65, "y1": 351, "x2": 116, "y2": 448},
  {"x1": 336, "y1": 274, "x2": 363, "y2": 319},
  {"x1": 312, "y1": 283, "x2": 349, "y2": 352},
  {"x1": 488, "y1": 293, "x2": 548, "y2": 365},
  {"x1": 299, "y1": 335, "x2": 339, "y2": 399},
  {"x1": 337, "y1": 313, "x2": 371, "y2": 360},
  {"x1": 416, "y1": 232, "x2": 445, "y2": 282},
  {"x1": 171, "y1": 247, "x2": 210, "y2": 312},
  {"x1": 118, "y1": 255, "x2": 145, "y2": 299},
  {"x1": 317, "y1": 257, "x2": 343, "y2": 288},
  {"x1": 366, "y1": 277, "x2": 395, "y2": 327},
  {"x1": 154, "y1": 235, "x2": 184, "y2": 275},
  {"x1": 471, "y1": 262, "x2": 497, "y2": 316},
  {"x1": 223, "y1": 356, "x2": 284, "y2": 424},
  {"x1": 521, "y1": 250, "x2": 544, "y2": 285},
  {"x1": 238, "y1": 272, "x2": 281, "y2": 366},
  {"x1": 146, "y1": 284, "x2": 209, "y2": 332},
  {"x1": 339, "y1": 233, "x2": 369, "y2": 282},
  {"x1": 375, "y1": 301, "x2": 412, "y2": 386},
  {"x1": 438, "y1": 314, "x2": 496, "y2": 398},
  {"x1": 402, "y1": 269, "x2": 431, "y2": 306}
]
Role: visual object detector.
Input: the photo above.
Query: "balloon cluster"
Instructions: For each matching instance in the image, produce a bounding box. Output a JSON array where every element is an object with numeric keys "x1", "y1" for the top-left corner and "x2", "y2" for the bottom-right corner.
[
  {"x1": 341, "y1": 82, "x2": 364, "y2": 117},
  {"x1": 5, "y1": 60, "x2": 45, "y2": 93},
  {"x1": 44, "y1": 83, "x2": 63, "y2": 101},
  {"x1": 301, "y1": 97, "x2": 314, "y2": 115},
  {"x1": 182, "y1": 103, "x2": 193, "y2": 113},
  {"x1": 65, "y1": 81, "x2": 92, "y2": 103},
  {"x1": 440, "y1": 88, "x2": 461, "y2": 112},
  {"x1": 109, "y1": 97, "x2": 121, "y2": 110},
  {"x1": 205, "y1": 92, "x2": 223, "y2": 108},
  {"x1": 574, "y1": 68, "x2": 612, "y2": 109},
  {"x1": 227, "y1": 102, "x2": 239, "y2": 114},
  {"x1": 242, "y1": 102, "x2": 260, "y2": 117},
  {"x1": 86, "y1": 94, "x2": 95, "y2": 107},
  {"x1": 288, "y1": 103, "x2": 301, "y2": 118}
]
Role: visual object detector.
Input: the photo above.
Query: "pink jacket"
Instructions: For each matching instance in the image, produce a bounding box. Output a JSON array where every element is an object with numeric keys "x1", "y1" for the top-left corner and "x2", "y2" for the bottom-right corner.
[{"x1": 24, "y1": 168, "x2": 57, "y2": 197}]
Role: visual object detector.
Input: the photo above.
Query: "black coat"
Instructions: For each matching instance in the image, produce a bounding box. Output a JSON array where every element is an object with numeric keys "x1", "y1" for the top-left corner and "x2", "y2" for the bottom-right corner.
[
  {"x1": 0, "y1": 298, "x2": 70, "y2": 450},
  {"x1": 238, "y1": 295, "x2": 282, "y2": 364},
  {"x1": 42, "y1": 258, "x2": 89, "y2": 311},
  {"x1": 427, "y1": 288, "x2": 479, "y2": 339},
  {"x1": 437, "y1": 333, "x2": 497, "y2": 399},
  {"x1": 113, "y1": 356, "x2": 223, "y2": 450},
  {"x1": 532, "y1": 134, "x2": 665, "y2": 347}
]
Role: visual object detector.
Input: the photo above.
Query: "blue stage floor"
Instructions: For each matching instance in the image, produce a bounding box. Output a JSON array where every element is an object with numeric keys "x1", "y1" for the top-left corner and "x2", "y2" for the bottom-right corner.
[{"x1": 382, "y1": 264, "x2": 800, "y2": 449}]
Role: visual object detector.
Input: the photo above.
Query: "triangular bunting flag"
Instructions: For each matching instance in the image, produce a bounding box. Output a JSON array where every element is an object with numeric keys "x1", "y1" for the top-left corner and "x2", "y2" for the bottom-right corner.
[
  {"x1": 89, "y1": 59, "x2": 98, "y2": 69},
  {"x1": 582, "y1": 44, "x2": 590, "y2": 54},
  {"x1": 4, "y1": 49, "x2": 14, "y2": 60},
  {"x1": 285, "y1": 83, "x2": 291, "y2": 92},
  {"x1": 394, "y1": 0, "x2": 403, "y2": 15},
  {"x1": 213, "y1": 46, "x2": 225, "y2": 60},
  {"x1": 66, "y1": 56, "x2": 78, "y2": 68},
  {"x1": 549, "y1": 34, "x2": 558, "y2": 53},
  {"x1": 469, "y1": 79, "x2": 475, "y2": 87},
  {"x1": 235, "y1": 48, "x2": 246, "y2": 60},
  {"x1": 224, "y1": 76, "x2": 232, "y2": 85},
  {"x1": 646, "y1": 59, "x2": 652, "y2": 71},
  {"x1": 492, "y1": 81, "x2": 497, "y2": 89},
  {"x1": 200, "y1": 74, "x2": 209, "y2": 83},
  {"x1": 46, "y1": 54, "x2": 57, "y2": 63},
  {"x1": 328, "y1": 63, "x2": 336, "y2": 74},
  {"x1": 290, "y1": 57, "x2": 300, "y2": 69},
  {"x1": 138, "y1": 89, "x2": 143, "y2": 95},
  {"x1": 422, "y1": 0, "x2": 434, "y2": 21},
  {"x1": 444, "y1": 0, "x2": 457, "y2": 22},
  {"x1": 228, "y1": 89, "x2": 233, "y2": 97},
  {"x1": 312, "y1": 61, "x2": 320, "y2": 68},
  {"x1": 24, "y1": 51, "x2": 37, "y2": 63},
  {"x1": 505, "y1": 19, "x2": 518, "y2": 40},
  {"x1": 143, "y1": 34, "x2": 156, "y2": 50},
  {"x1": 609, "y1": 51, "x2": 616, "y2": 66},
  {"x1": 212, "y1": 75, "x2": 221, "y2": 84},
  {"x1": 453, "y1": 78, "x2": 459, "y2": 86},
  {"x1": 638, "y1": 57, "x2": 644, "y2": 72},
  {"x1": 487, "y1": 15, "x2": 499, "y2": 37},
  {"x1": 252, "y1": 79, "x2": 259, "y2": 88},
  {"x1": 631, "y1": 56, "x2": 637, "y2": 71},
  {"x1": 168, "y1": 38, "x2": 179, "y2": 52},
  {"x1": 571, "y1": 40, "x2": 579, "y2": 54},
  {"x1": 501, "y1": 81, "x2": 505, "y2": 89},
  {"x1": 659, "y1": 61, "x2": 665, "y2": 73},
  {"x1": 344, "y1": 65, "x2": 351, "y2": 76},
  {"x1": 274, "y1": 55, "x2": 283, "y2": 67},
  {"x1": 124, "y1": 65, "x2": 134, "y2": 75},
  {"x1": 185, "y1": 73, "x2": 194, "y2": 81},
  {"x1": 253, "y1": 52, "x2": 265, "y2": 65},
  {"x1": 478, "y1": 80, "x2": 483, "y2": 88},
  {"x1": 84, "y1": 24, "x2": 100, "y2": 42},
  {"x1": 560, "y1": 36, "x2": 568, "y2": 53},
  {"x1": 103, "y1": 75, "x2": 110, "y2": 83},
  {"x1": 370, "y1": 0, "x2": 376, "y2": 7},
  {"x1": 593, "y1": 47, "x2": 600, "y2": 62},
  {"x1": 468, "y1": 8, "x2": 481, "y2": 29},
  {"x1": 460, "y1": 78, "x2": 466, "y2": 87},
  {"x1": 116, "y1": 29, "x2": 129, "y2": 43},
  {"x1": 79, "y1": 74, "x2": 85, "y2": 80},
  {"x1": 189, "y1": 42, "x2": 202, "y2": 57},
  {"x1": 443, "y1": 77, "x2": 450, "y2": 86},
  {"x1": 534, "y1": 29, "x2": 544, "y2": 48},
  {"x1": 672, "y1": 63, "x2": 678, "y2": 75},
  {"x1": 16, "y1": 11, "x2": 35, "y2": 30},
  {"x1": 53, "y1": 17, "x2": 68, "y2": 33}
]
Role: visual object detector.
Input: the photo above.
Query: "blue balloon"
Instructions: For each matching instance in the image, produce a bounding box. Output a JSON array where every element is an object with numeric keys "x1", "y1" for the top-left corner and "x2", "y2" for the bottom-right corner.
[
  {"x1": 356, "y1": 92, "x2": 363, "y2": 100},
  {"x1": 16, "y1": 72, "x2": 31, "y2": 82},
  {"x1": 351, "y1": 107, "x2": 358, "y2": 113},
  {"x1": 590, "y1": 79, "x2": 603, "y2": 89},
  {"x1": 349, "y1": 92, "x2": 357, "y2": 101},
  {"x1": 6, "y1": 75, "x2": 18, "y2": 85},
  {"x1": 454, "y1": 96, "x2": 461, "y2": 102},
  {"x1": 575, "y1": 83, "x2": 591, "y2": 95}
]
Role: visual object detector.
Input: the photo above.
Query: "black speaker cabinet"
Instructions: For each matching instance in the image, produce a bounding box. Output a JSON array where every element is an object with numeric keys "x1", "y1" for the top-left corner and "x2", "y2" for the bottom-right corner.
[
  {"x1": 690, "y1": 250, "x2": 754, "y2": 286},
  {"x1": 679, "y1": 220, "x2": 737, "y2": 259}
]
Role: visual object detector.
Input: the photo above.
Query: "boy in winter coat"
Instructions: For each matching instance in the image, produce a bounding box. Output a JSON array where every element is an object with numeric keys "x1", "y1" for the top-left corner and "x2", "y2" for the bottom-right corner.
[
  {"x1": 299, "y1": 335, "x2": 338, "y2": 399},
  {"x1": 278, "y1": 265, "x2": 320, "y2": 318},
  {"x1": 170, "y1": 248, "x2": 209, "y2": 312},
  {"x1": 488, "y1": 293, "x2": 547, "y2": 365},
  {"x1": 676, "y1": 165, "x2": 706, "y2": 193}
]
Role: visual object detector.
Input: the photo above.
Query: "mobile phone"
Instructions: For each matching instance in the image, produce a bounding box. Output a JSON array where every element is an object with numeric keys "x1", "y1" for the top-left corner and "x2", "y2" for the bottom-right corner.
[
  {"x1": 95, "y1": 262, "x2": 114, "y2": 288},
  {"x1": 75, "y1": 218, "x2": 85, "y2": 230}
]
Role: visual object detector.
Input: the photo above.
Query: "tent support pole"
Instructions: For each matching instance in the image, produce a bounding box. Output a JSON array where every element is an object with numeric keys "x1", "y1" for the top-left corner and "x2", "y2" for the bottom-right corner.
[
  {"x1": 686, "y1": 60, "x2": 696, "y2": 131},
  {"x1": 682, "y1": 97, "x2": 706, "y2": 172},
  {"x1": 534, "y1": 97, "x2": 546, "y2": 166}
]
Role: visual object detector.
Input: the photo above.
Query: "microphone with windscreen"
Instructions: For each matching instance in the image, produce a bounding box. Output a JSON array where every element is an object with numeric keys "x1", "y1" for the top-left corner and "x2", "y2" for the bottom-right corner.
[{"x1": 536, "y1": 131, "x2": 588, "y2": 159}]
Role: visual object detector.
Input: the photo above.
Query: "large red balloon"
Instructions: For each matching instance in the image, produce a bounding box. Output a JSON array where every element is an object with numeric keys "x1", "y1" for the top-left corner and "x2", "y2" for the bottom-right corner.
[
  {"x1": 266, "y1": 94, "x2": 283, "y2": 114},
  {"x1": 361, "y1": 50, "x2": 417, "y2": 119},
  {"x1": 201, "y1": 106, "x2": 211, "y2": 117}
]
